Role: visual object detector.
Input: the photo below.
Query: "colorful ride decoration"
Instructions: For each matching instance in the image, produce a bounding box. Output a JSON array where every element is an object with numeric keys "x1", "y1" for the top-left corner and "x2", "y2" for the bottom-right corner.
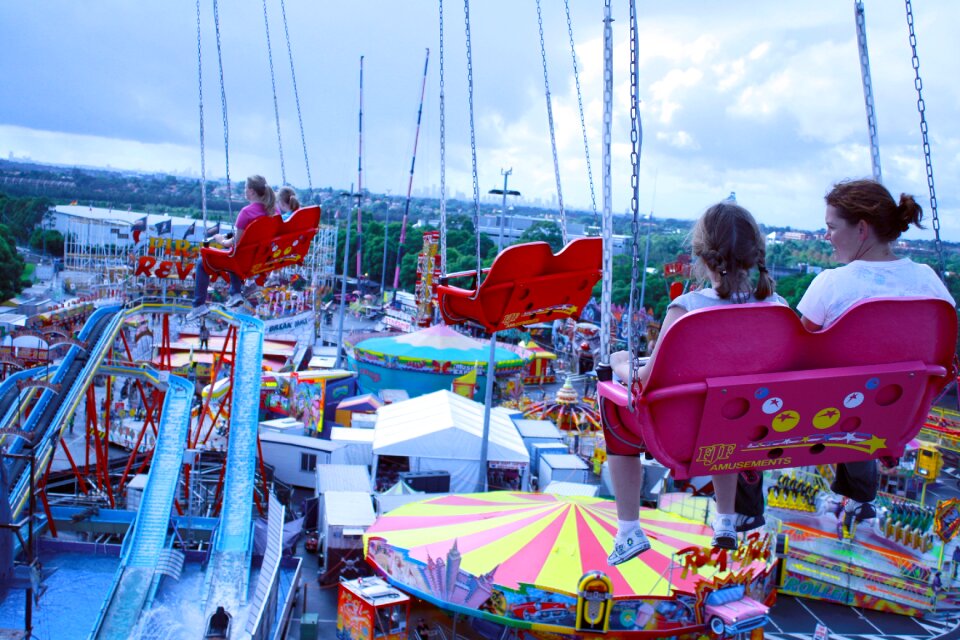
[
  {"x1": 336, "y1": 576, "x2": 411, "y2": 640},
  {"x1": 522, "y1": 378, "x2": 600, "y2": 434},
  {"x1": 364, "y1": 492, "x2": 776, "y2": 638},
  {"x1": 261, "y1": 370, "x2": 356, "y2": 436},
  {"x1": 415, "y1": 230, "x2": 442, "y2": 327},
  {"x1": 346, "y1": 324, "x2": 529, "y2": 400},
  {"x1": 934, "y1": 498, "x2": 960, "y2": 543},
  {"x1": 775, "y1": 515, "x2": 944, "y2": 616},
  {"x1": 520, "y1": 340, "x2": 556, "y2": 385},
  {"x1": 598, "y1": 298, "x2": 958, "y2": 480},
  {"x1": 201, "y1": 205, "x2": 321, "y2": 285},
  {"x1": 437, "y1": 238, "x2": 602, "y2": 333},
  {"x1": 575, "y1": 572, "x2": 613, "y2": 633}
]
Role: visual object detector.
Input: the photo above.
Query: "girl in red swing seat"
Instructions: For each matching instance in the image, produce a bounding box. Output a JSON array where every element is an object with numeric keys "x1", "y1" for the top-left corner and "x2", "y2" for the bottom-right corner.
[
  {"x1": 188, "y1": 174, "x2": 277, "y2": 320},
  {"x1": 606, "y1": 200, "x2": 785, "y2": 564}
]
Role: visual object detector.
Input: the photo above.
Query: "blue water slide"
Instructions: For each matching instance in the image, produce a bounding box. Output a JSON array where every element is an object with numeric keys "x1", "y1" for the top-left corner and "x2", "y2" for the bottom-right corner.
[
  {"x1": 88, "y1": 372, "x2": 192, "y2": 640},
  {"x1": 200, "y1": 310, "x2": 265, "y2": 617}
]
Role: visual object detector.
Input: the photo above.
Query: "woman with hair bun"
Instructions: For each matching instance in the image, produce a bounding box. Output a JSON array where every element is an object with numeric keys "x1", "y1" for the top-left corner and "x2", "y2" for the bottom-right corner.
[
  {"x1": 735, "y1": 179, "x2": 956, "y2": 536},
  {"x1": 798, "y1": 179, "x2": 951, "y2": 330},
  {"x1": 794, "y1": 179, "x2": 954, "y2": 523}
]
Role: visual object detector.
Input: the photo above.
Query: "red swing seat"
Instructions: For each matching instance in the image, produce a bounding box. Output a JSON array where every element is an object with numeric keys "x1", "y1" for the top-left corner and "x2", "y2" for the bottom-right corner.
[
  {"x1": 598, "y1": 297, "x2": 958, "y2": 480},
  {"x1": 436, "y1": 237, "x2": 602, "y2": 333},
  {"x1": 200, "y1": 205, "x2": 321, "y2": 286}
]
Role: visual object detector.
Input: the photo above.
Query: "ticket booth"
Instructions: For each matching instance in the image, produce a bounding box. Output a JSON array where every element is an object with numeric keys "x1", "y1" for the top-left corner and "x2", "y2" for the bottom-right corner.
[{"x1": 336, "y1": 577, "x2": 410, "y2": 640}]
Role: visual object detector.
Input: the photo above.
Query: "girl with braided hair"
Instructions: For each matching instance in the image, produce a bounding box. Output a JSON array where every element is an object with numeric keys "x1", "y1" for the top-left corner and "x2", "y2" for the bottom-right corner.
[{"x1": 606, "y1": 200, "x2": 785, "y2": 563}]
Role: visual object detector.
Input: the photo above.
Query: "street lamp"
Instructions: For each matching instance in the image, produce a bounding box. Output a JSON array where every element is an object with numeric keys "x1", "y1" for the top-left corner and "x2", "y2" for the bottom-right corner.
[{"x1": 488, "y1": 168, "x2": 521, "y2": 252}]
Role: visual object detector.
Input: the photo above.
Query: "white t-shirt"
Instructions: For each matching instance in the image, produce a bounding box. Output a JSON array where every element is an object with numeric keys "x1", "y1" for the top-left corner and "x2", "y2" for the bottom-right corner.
[
  {"x1": 668, "y1": 287, "x2": 787, "y2": 313},
  {"x1": 797, "y1": 258, "x2": 955, "y2": 329}
]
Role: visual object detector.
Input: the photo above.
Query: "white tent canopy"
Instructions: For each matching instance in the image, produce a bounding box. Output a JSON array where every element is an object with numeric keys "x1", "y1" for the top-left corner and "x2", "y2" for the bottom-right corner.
[{"x1": 373, "y1": 390, "x2": 529, "y2": 492}]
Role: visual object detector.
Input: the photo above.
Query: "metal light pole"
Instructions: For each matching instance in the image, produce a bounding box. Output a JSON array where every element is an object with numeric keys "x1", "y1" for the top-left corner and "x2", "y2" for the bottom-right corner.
[
  {"x1": 488, "y1": 169, "x2": 521, "y2": 252},
  {"x1": 334, "y1": 188, "x2": 354, "y2": 369}
]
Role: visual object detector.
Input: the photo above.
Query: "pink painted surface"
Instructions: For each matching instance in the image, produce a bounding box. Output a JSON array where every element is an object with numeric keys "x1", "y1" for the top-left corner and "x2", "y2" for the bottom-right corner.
[{"x1": 598, "y1": 297, "x2": 957, "y2": 479}]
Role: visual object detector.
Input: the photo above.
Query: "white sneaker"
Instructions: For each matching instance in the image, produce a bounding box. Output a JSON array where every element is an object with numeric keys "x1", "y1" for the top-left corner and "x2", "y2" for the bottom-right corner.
[
  {"x1": 225, "y1": 293, "x2": 245, "y2": 308},
  {"x1": 607, "y1": 528, "x2": 651, "y2": 566},
  {"x1": 186, "y1": 304, "x2": 209, "y2": 322},
  {"x1": 712, "y1": 514, "x2": 738, "y2": 550}
]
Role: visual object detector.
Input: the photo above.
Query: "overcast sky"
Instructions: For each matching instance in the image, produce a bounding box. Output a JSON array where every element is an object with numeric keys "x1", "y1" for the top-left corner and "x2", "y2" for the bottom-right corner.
[{"x1": 1, "y1": 1, "x2": 957, "y2": 239}]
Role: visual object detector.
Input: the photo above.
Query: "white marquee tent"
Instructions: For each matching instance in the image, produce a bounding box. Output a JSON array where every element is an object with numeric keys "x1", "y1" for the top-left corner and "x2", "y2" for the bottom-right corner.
[{"x1": 372, "y1": 390, "x2": 530, "y2": 493}]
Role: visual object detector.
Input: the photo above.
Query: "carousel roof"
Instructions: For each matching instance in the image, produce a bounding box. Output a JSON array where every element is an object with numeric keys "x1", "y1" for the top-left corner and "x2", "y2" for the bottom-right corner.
[{"x1": 353, "y1": 324, "x2": 528, "y2": 368}]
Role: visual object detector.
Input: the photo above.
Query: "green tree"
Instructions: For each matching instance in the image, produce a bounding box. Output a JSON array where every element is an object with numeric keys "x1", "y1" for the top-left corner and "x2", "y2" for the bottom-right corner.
[
  {"x1": 518, "y1": 220, "x2": 563, "y2": 252},
  {"x1": 29, "y1": 228, "x2": 64, "y2": 257},
  {"x1": 0, "y1": 224, "x2": 25, "y2": 300}
]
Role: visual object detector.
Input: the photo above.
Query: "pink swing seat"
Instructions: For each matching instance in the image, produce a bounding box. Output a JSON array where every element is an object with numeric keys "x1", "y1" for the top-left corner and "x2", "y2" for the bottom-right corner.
[
  {"x1": 436, "y1": 237, "x2": 602, "y2": 333},
  {"x1": 598, "y1": 297, "x2": 958, "y2": 480}
]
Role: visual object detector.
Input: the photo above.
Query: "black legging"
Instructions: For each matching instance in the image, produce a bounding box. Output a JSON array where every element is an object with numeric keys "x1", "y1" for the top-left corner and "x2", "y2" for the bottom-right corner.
[{"x1": 736, "y1": 460, "x2": 879, "y2": 516}]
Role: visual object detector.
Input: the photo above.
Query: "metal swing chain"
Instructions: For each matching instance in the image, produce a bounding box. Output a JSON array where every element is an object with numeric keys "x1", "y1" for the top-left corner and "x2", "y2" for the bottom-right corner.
[
  {"x1": 598, "y1": 0, "x2": 614, "y2": 364},
  {"x1": 196, "y1": 0, "x2": 208, "y2": 229},
  {"x1": 279, "y1": 0, "x2": 313, "y2": 195},
  {"x1": 213, "y1": 0, "x2": 232, "y2": 216},
  {"x1": 854, "y1": 1, "x2": 882, "y2": 183},
  {"x1": 564, "y1": 0, "x2": 599, "y2": 223},
  {"x1": 262, "y1": 0, "x2": 287, "y2": 185},
  {"x1": 463, "y1": 0, "x2": 482, "y2": 278},
  {"x1": 904, "y1": 0, "x2": 944, "y2": 279},
  {"x1": 627, "y1": 0, "x2": 643, "y2": 408},
  {"x1": 438, "y1": 0, "x2": 448, "y2": 277},
  {"x1": 536, "y1": 0, "x2": 566, "y2": 245}
]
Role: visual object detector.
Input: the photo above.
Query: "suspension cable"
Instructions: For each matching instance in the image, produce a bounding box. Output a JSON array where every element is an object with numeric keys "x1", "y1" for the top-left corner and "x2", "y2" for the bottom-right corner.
[
  {"x1": 195, "y1": 0, "x2": 208, "y2": 230},
  {"x1": 463, "y1": 0, "x2": 481, "y2": 278},
  {"x1": 854, "y1": 1, "x2": 882, "y2": 183},
  {"x1": 261, "y1": 0, "x2": 287, "y2": 184},
  {"x1": 904, "y1": 0, "x2": 943, "y2": 278},
  {"x1": 279, "y1": 0, "x2": 313, "y2": 196},
  {"x1": 626, "y1": 0, "x2": 643, "y2": 407},
  {"x1": 565, "y1": 0, "x2": 599, "y2": 226},
  {"x1": 439, "y1": 0, "x2": 448, "y2": 278},
  {"x1": 536, "y1": 0, "x2": 566, "y2": 245},
  {"x1": 212, "y1": 0, "x2": 232, "y2": 217},
  {"x1": 599, "y1": 0, "x2": 614, "y2": 363}
]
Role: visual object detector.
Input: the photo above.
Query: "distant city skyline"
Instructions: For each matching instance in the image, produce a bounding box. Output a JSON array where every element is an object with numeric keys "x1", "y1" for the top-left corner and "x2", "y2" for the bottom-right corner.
[{"x1": 1, "y1": 2, "x2": 957, "y2": 237}]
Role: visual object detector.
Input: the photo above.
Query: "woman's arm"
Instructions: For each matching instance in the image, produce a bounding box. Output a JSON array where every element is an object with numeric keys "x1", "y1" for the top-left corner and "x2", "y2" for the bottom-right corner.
[{"x1": 800, "y1": 316, "x2": 822, "y2": 331}]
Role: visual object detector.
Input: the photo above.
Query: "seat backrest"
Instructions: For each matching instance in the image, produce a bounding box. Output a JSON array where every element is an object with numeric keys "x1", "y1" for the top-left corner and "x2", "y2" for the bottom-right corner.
[
  {"x1": 638, "y1": 297, "x2": 957, "y2": 478},
  {"x1": 544, "y1": 237, "x2": 602, "y2": 276},
  {"x1": 479, "y1": 242, "x2": 554, "y2": 290},
  {"x1": 249, "y1": 205, "x2": 321, "y2": 276},
  {"x1": 202, "y1": 214, "x2": 282, "y2": 281}
]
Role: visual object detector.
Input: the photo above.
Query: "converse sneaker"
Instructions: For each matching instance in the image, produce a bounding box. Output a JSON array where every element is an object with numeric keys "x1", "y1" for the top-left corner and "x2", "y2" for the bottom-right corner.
[
  {"x1": 186, "y1": 304, "x2": 209, "y2": 322},
  {"x1": 225, "y1": 293, "x2": 245, "y2": 308},
  {"x1": 712, "y1": 514, "x2": 738, "y2": 550},
  {"x1": 607, "y1": 529, "x2": 651, "y2": 566}
]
